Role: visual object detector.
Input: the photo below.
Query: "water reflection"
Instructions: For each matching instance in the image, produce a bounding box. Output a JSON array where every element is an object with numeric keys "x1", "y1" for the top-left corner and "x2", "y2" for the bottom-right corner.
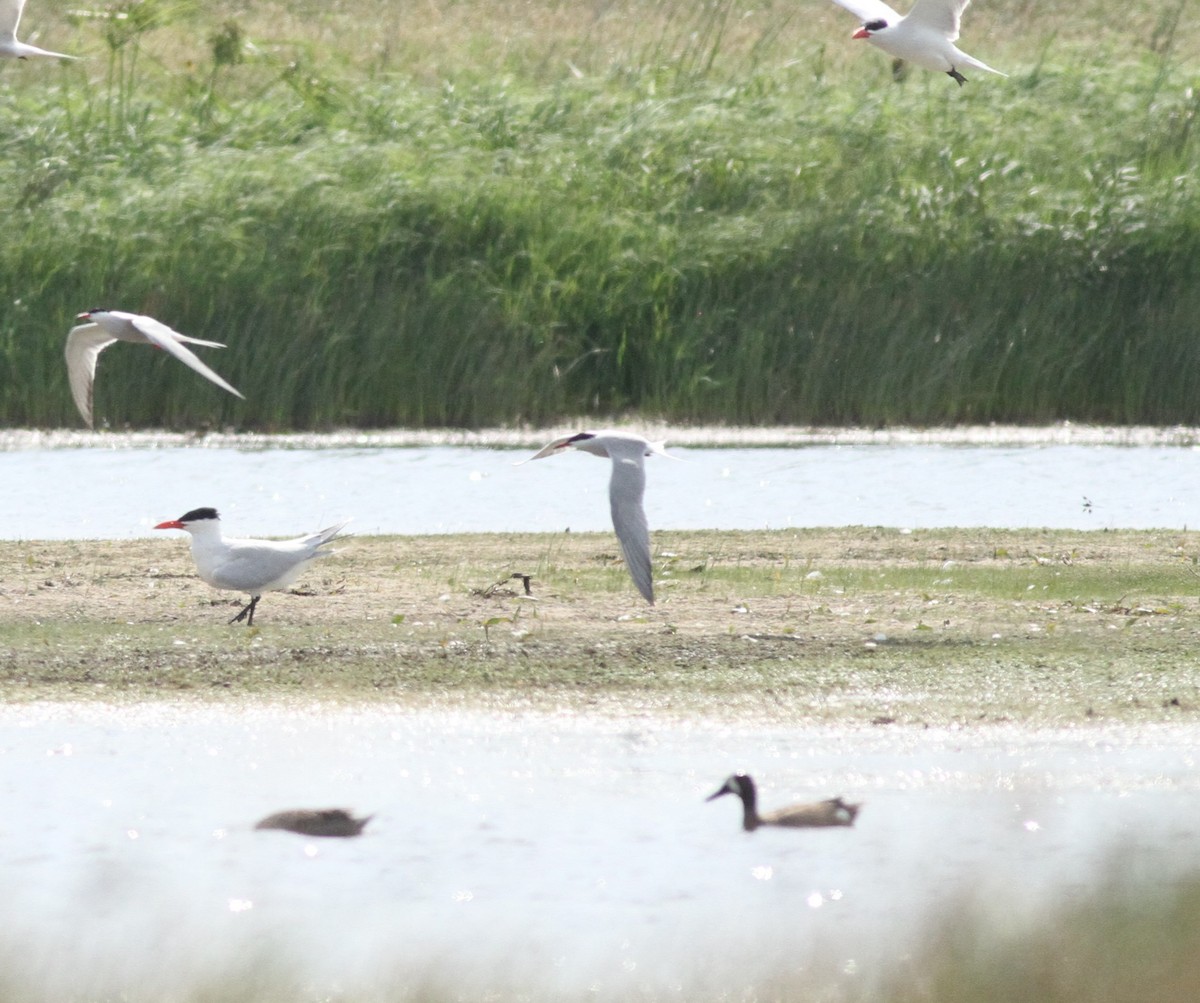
[{"x1": 0, "y1": 701, "x2": 1197, "y2": 998}]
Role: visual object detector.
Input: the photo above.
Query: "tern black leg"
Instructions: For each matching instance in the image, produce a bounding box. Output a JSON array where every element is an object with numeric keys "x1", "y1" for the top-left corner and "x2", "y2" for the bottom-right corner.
[
  {"x1": 947, "y1": 67, "x2": 967, "y2": 86},
  {"x1": 230, "y1": 595, "x2": 261, "y2": 625}
]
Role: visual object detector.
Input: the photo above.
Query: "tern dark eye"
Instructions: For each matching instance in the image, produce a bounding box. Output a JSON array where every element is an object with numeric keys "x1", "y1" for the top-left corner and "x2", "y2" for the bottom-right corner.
[{"x1": 864, "y1": 18, "x2": 888, "y2": 29}]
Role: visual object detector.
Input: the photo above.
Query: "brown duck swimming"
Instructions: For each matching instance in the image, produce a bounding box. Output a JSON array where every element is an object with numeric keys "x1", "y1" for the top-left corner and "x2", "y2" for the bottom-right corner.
[
  {"x1": 254, "y1": 808, "x2": 372, "y2": 838},
  {"x1": 707, "y1": 774, "x2": 861, "y2": 831}
]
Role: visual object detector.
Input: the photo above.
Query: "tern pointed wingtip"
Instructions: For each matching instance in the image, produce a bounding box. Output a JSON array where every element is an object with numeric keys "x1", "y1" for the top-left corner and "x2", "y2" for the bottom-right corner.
[{"x1": 647, "y1": 440, "x2": 681, "y2": 460}]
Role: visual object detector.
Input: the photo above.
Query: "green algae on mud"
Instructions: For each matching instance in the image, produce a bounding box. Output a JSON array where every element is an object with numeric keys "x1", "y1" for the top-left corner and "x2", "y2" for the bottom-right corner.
[{"x1": 1, "y1": 528, "x2": 1199, "y2": 725}]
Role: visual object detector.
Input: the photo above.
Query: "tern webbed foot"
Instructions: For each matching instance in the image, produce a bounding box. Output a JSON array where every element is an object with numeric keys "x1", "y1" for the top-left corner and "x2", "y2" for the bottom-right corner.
[{"x1": 948, "y1": 67, "x2": 967, "y2": 86}]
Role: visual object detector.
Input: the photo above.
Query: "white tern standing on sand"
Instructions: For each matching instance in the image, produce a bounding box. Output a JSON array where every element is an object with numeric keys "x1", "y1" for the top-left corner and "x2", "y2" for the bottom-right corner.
[
  {"x1": 66, "y1": 309, "x2": 244, "y2": 428},
  {"x1": 830, "y1": 0, "x2": 1006, "y2": 86},
  {"x1": 0, "y1": 0, "x2": 75, "y2": 59},
  {"x1": 520, "y1": 431, "x2": 671, "y2": 605},
  {"x1": 154, "y1": 508, "x2": 349, "y2": 625}
]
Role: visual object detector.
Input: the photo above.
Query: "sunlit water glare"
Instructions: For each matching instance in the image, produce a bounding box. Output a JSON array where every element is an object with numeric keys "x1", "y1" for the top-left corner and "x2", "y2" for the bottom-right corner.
[{"x1": 1, "y1": 701, "x2": 1198, "y2": 999}]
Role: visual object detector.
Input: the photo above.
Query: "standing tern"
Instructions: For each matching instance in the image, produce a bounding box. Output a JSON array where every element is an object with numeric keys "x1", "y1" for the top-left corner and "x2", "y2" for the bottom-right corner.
[
  {"x1": 830, "y1": 0, "x2": 1005, "y2": 86},
  {"x1": 521, "y1": 430, "x2": 671, "y2": 605},
  {"x1": 707, "y1": 774, "x2": 862, "y2": 831},
  {"x1": 66, "y1": 309, "x2": 244, "y2": 428},
  {"x1": 154, "y1": 507, "x2": 349, "y2": 625},
  {"x1": 1, "y1": 0, "x2": 75, "y2": 59}
]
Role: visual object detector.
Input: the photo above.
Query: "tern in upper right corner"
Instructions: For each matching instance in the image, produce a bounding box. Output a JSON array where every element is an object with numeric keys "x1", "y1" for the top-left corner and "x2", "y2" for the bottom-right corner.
[
  {"x1": 1, "y1": 0, "x2": 76, "y2": 59},
  {"x1": 520, "y1": 431, "x2": 671, "y2": 605},
  {"x1": 830, "y1": 0, "x2": 1006, "y2": 86}
]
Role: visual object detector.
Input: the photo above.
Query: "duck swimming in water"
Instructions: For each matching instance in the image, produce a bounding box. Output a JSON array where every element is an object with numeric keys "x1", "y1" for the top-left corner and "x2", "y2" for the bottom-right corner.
[
  {"x1": 707, "y1": 773, "x2": 861, "y2": 831},
  {"x1": 254, "y1": 808, "x2": 372, "y2": 837}
]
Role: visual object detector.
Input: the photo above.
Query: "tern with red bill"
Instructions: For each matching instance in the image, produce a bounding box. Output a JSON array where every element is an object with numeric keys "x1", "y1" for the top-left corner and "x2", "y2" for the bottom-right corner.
[
  {"x1": 154, "y1": 508, "x2": 348, "y2": 625},
  {"x1": 66, "y1": 309, "x2": 244, "y2": 428},
  {"x1": 1, "y1": 0, "x2": 76, "y2": 59},
  {"x1": 520, "y1": 431, "x2": 671, "y2": 605},
  {"x1": 830, "y1": 0, "x2": 1005, "y2": 86}
]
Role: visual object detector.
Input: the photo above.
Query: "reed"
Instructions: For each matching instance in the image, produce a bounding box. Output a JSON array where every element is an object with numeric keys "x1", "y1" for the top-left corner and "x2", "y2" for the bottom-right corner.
[
  {"x1": 878, "y1": 863, "x2": 1200, "y2": 1003},
  {"x1": 0, "y1": 0, "x2": 1196, "y2": 429}
]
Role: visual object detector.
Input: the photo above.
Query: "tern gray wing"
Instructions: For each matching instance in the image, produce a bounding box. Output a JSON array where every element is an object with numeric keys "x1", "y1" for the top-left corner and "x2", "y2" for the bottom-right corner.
[
  {"x1": 0, "y1": 0, "x2": 75, "y2": 58},
  {"x1": 295, "y1": 521, "x2": 351, "y2": 551},
  {"x1": 0, "y1": 0, "x2": 25, "y2": 41},
  {"x1": 521, "y1": 435, "x2": 574, "y2": 462},
  {"x1": 608, "y1": 454, "x2": 654, "y2": 604},
  {"x1": 128, "y1": 314, "x2": 244, "y2": 400},
  {"x1": 207, "y1": 523, "x2": 347, "y2": 592},
  {"x1": 203, "y1": 539, "x2": 317, "y2": 592},
  {"x1": 128, "y1": 313, "x2": 229, "y2": 350},
  {"x1": 903, "y1": 0, "x2": 970, "y2": 39},
  {"x1": 64, "y1": 322, "x2": 117, "y2": 428},
  {"x1": 829, "y1": 0, "x2": 903, "y2": 24}
]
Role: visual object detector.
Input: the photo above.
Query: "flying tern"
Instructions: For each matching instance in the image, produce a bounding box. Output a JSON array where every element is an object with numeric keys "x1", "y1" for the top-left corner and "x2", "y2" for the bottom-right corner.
[
  {"x1": 830, "y1": 0, "x2": 1005, "y2": 86},
  {"x1": 707, "y1": 774, "x2": 862, "y2": 831},
  {"x1": 1, "y1": 0, "x2": 75, "y2": 59},
  {"x1": 66, "y1": 309, "x2": 244, "y2": 428},
  {"x1": 521, "y1": 430, "x2": 670, "y2": 605},
  {"x1": 154, "y1": 507, "x2": 349, "y2": 625}
]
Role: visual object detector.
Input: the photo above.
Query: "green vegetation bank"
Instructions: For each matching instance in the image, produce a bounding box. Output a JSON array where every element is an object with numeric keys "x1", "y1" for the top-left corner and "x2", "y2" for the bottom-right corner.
[{"x1": 0, "y1": 0, "x2": 1196, "y2": 429}]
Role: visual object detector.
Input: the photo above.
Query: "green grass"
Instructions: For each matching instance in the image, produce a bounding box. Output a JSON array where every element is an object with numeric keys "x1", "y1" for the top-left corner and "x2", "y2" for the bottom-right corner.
[{"x1": 0, "y1": 0, "x2": 1197, "y2": 429}]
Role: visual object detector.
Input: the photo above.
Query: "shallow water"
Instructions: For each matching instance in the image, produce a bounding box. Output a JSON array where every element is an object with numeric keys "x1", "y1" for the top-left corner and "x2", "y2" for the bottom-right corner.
[
  {"x1": 2, "y1": 436, "x2": 1200, "y2": 539},
  {"x1": 2, "y1": 700, "x2": 1198, "y2": 999},
  {"x1": 5, "y1": 427, "x2": 1200, "y2": 996}
]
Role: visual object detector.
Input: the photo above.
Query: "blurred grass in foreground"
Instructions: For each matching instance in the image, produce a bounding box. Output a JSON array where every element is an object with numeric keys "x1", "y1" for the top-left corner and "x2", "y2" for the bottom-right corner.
[
  {"x1": 878, "y1": 864, "x2": 1200, "y2": 1003},
  {"x1": 0, "y1": 858, "x2": 1197, "y2": 1001}
]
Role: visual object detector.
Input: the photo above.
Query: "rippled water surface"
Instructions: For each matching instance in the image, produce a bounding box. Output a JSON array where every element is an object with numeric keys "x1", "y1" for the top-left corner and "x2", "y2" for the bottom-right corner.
[
  {"x1": 2, "y1": 701, "x2": 1198, "y2": 998},
  {"x1": 2, "y1": 431, "x2": 1200, "y2": 538}
]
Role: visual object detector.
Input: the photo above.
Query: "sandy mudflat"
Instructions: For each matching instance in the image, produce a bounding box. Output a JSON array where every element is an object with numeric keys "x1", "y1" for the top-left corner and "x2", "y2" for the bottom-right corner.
[{"x1": 1, "y1": 527, "x2": 1198, "y2": 724}]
